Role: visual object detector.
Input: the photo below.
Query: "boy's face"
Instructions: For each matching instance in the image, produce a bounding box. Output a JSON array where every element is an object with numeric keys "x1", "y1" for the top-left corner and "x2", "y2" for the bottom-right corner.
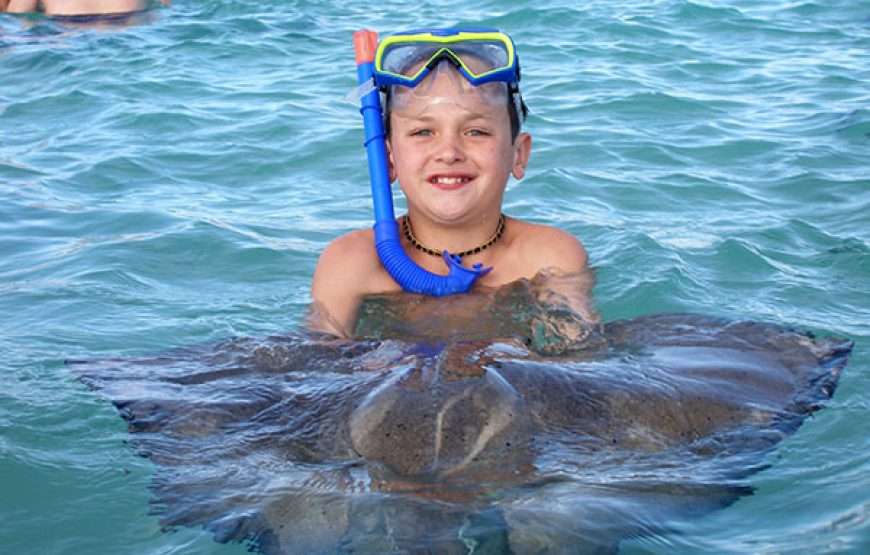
[{"x1": 387, "y1": 64, "x2": 531, "y2": 225}]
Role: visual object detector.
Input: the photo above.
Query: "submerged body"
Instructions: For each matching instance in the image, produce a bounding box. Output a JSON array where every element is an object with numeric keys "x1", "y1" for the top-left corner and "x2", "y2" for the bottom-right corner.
[{"x1": 75, "y1": 304, "x2": 851, "y2": 554}]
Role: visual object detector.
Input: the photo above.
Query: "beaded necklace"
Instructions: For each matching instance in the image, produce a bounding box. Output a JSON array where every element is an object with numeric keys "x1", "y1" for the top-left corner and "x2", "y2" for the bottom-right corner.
[{"x1": 402, "y1": 214, "x2": 506, "y2": 259}]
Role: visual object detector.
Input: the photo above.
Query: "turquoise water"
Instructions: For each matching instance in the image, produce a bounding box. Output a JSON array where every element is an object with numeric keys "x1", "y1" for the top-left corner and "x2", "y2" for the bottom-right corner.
[{"x1": 1, "y1": 0, "x2": 868, "y2": 553}]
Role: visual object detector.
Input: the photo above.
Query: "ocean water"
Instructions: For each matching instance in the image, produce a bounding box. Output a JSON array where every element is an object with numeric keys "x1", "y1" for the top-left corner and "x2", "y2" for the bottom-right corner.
[{"x1": 1, "y1": 1, "x2": 868, "y2": 553}]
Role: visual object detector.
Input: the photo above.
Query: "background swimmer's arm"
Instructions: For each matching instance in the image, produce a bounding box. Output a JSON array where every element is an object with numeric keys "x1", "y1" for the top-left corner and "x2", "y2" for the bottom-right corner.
[
  {"x1": 5, "y1": 0, "x2": 38, "y2": 12},
  {"x1": 5, "y1": 1, "x2": 173, "y2": 13}
]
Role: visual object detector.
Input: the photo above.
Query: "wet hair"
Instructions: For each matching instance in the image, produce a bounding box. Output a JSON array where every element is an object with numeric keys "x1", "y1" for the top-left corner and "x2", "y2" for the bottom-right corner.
[{"x1": 507, "y1": 89, "x2": 529, "y2": 141}]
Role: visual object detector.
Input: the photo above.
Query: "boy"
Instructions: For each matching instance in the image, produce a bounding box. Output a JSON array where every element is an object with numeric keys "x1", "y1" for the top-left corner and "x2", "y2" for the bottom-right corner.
[
  {"x1": 311, "y1": 29, "x2": 595, "y2": 339},
  {"x1": 3, "y1": 0, "x2": 169, "y2": 15}
]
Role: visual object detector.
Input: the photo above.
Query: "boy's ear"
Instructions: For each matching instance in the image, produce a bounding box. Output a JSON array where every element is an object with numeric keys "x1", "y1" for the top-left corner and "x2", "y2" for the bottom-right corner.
[
  {"x1": 386, "y1": 139, "x2": 397, "y2": 183},
  {"x1": 511, "y1": 132, "x2": 532, "y2": 180}
]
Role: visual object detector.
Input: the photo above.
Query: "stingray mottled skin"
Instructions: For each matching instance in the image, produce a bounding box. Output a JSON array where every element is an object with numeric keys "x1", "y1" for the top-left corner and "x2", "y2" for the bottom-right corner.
[{"x1": 74, "y1": 314, "x2": 851, "y2": 554}]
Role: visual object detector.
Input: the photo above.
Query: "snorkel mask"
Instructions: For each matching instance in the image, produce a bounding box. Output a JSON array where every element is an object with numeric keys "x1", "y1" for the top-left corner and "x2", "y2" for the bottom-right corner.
[
  {"x1": 376, "y1": 29, "x2": 527, "y2": 139},
  {"x1": 374, "y1": 29, "x2": 520, "y2": 87},
  {"x1": 353, "y1": 28, "x2": 526, "y2": 297}
]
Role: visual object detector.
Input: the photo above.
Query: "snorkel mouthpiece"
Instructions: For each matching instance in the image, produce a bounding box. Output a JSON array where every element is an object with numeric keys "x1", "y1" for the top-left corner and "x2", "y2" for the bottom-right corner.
[
  {"x1": 373, "y1": 221, "x2": 492, "y2": 295},
  {"x1": 353, "y1": 29, "x2": 493, "y2": 296}
]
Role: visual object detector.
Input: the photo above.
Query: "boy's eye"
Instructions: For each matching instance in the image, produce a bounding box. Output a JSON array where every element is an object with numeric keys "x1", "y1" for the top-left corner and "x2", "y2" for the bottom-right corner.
[
  {"x1": 410, "y1": 129, "x2": 432, "y2": 137},
  {"x1": 467, "y1": 128, "x2": 491, "y2": 137}
]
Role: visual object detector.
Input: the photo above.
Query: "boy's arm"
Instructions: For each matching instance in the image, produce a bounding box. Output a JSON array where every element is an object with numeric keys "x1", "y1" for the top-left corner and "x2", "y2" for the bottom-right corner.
[
  {"x1": 309, "y1": 232, "x2": 374, "y2": 338},
  {"x1": 521, "y1": 227, "x2": 601, "y2": 354},
  {"x1": 5, "y1": 0, "x2": 38, "y2": 12},
  {"x1": 523, "y1": 227, "x2": 598, "y2": 314}
]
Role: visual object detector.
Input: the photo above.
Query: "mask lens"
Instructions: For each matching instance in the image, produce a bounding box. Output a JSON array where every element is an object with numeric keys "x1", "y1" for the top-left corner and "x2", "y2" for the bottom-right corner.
[
  {"x1": 379, "y1": 43, "x2": 441, "y2": 77},
  {"x1": 378, "y1": 39, "x2": 511, "y2": 81},
  {"x1": 388, "y1": 61, "x2": 510, "y2": 112},
  {"x1": 450, "y1": 41, "x2": 510, "y2": 76}
]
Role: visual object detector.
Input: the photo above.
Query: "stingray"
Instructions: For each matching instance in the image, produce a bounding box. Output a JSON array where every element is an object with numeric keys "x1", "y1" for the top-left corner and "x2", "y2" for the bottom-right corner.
[{"x1": 73, "y1": 312, "x2": 851, "y2": 554}]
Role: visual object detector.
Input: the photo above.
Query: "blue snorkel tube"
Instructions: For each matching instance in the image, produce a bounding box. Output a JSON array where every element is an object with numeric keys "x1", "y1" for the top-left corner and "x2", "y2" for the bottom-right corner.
[{"x1": 353, "y1": 30, "x2": 492, "y2": 297}]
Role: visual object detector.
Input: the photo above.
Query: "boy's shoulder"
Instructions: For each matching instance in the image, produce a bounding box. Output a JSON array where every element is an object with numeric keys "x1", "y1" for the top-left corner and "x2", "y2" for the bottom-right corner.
[
  {"x1": 310, "y1": 227, "x2": 399, "y2": 336},
  {"x1": 506, "y1": 218, "x2": 589, "y2": 274},
  {"x1": 321, "y1": 227, "x2": 375, "y2": 256},
  {"x1": 316, "y1": 228, "x2": 378, "y2": 278},
  {"x1": 312, "y1": 228, "x2": 397, "y2": 295}
]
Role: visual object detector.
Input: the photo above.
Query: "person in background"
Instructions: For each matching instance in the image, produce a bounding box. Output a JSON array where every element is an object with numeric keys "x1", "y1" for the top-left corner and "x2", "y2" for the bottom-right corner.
[{"x1": 3, "y1": 0, "x2": 169, "y2": 15}]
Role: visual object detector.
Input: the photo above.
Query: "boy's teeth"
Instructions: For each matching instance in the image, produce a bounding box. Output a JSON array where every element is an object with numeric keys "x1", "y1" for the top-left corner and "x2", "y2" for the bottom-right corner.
[{"x1": 433, "y1": 176, "x2": 468, "y2": 185}]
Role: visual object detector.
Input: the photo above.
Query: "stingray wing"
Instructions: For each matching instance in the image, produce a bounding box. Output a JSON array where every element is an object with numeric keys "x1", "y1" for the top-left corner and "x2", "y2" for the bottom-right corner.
[
  {"x1": 71, "y1": 335, "x2": 387, "y2": 551},
  {"x1": 490, "y1": 314, "x2": 851, "y2": 551}
]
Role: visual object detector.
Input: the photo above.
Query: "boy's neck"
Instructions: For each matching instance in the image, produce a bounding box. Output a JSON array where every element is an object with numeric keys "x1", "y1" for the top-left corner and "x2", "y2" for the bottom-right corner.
[{"x1": 403, "y1": 210, "x2": 506, "y2": 256}]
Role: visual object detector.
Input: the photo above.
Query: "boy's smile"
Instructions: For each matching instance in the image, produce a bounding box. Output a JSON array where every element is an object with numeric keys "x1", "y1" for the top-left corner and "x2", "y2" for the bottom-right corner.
[{"x1": 429, "y1": 173, "x2": 475, "y2": 190}]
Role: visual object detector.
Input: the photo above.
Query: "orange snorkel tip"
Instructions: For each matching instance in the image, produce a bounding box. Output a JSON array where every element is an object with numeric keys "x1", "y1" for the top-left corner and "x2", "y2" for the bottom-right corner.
[{"x1": 353, "y1": 30, "x2": 379, "y2": 65}]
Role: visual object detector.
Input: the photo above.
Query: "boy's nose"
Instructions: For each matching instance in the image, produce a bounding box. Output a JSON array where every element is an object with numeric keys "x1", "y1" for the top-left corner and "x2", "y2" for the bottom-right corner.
[{"x1": 433, "y1": 136, "x2": 465, "y2": 164}]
